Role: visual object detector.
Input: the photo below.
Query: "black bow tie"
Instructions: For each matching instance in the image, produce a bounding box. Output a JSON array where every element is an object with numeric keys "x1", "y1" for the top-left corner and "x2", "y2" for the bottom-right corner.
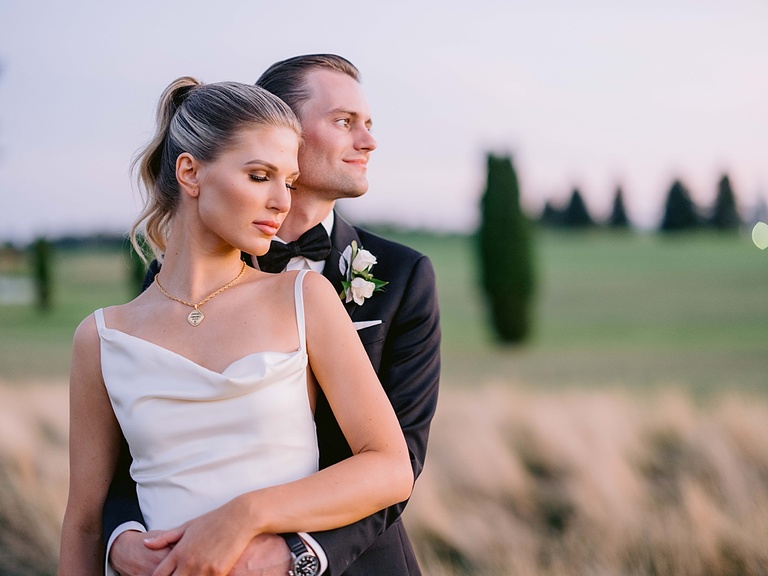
[{"x1": 256, "y1": 223, "x2": 332, "y2": 273}]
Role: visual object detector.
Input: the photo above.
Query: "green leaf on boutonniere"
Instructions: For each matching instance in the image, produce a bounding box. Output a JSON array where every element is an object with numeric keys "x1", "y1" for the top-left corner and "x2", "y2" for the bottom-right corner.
[{"x1": 338, "y1": 243, "x2": 388, "y2": 305}]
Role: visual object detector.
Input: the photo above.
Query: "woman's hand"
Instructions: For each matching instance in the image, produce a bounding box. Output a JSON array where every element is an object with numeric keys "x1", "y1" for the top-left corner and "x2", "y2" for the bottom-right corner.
[{"x1": 145, "y1": 496, "x2": 258, "y2": 576}]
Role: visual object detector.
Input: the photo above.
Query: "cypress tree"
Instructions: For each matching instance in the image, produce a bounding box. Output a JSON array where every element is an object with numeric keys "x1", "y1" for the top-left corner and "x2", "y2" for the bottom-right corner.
[
  {"x1": 560, "y1": 188, "x2": 595, "y2": 228},
  {"x1": 608, "y1": 186, "x2": 630, "y2": 228},
  {"x1": 660, "y1": 179, "x2": 699, "y2": 232},
  {"x1": 708, "y1": 174, "x2": 741, "y2": 231},
  {"x1": 477, "y1": 153, "x2": 536, "y2": 343},
  {"x1": 750, "y1": 195, "x2": 768, "y2": 227},
  {"x1": 539, "y1": 200, "x2": 562, "y2": 227},
  {"x1": 31, "y1": 237, "x2": 52, "y2": 312}
]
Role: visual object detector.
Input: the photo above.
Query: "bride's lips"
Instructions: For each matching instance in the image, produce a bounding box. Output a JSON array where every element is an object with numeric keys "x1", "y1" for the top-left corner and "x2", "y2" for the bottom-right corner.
[{"x1": 253, "y1": 220, "x2": 280, "y2": 236}]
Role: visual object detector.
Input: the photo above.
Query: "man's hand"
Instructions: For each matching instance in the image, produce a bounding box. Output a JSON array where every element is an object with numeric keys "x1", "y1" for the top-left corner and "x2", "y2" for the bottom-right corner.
[
  {"x1": 110, "y1": 529, "x2": 171, "y2": 576},
  {"x1": 228, "y1": 534, "x2": 292, "y2": 576},
  {"x1": 111, "y1": 529, "x2": 290, "y2": 576}
]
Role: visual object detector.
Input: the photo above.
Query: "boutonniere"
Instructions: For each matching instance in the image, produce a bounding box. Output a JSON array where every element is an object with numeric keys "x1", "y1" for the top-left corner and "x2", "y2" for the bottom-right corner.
[{"x1": 339, "y1": 241, "x2": 388, "y2": 305}]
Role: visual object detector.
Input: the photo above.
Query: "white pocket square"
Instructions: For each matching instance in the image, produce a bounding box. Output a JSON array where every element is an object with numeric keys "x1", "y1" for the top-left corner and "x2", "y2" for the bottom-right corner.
[{"x1": 353, "y1": 320, "x2": 383, "y2": 331}]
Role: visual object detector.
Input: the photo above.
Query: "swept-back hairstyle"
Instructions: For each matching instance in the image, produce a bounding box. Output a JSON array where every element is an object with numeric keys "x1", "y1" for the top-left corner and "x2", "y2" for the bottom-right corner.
[
  {"x1": 256, "y1": 54, "x2": 360, "y2": 115},
  {"x1": 130, "y1": 76, "x2": 301, "y2": 261}
]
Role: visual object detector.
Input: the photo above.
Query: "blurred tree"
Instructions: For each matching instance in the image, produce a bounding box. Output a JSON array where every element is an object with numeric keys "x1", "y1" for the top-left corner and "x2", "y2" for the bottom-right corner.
[
  {"x1": 708, "y1": 174, "x2": 741, "y2": 231},
  {"x1": 31, "y1": 237, "x2": 53, "y2": 312},
  {"x1": 477, "y1": 153, "x2": 536, "y2": 343},
  {"x1": 749, "y1": 194, "x2": 768, "y2": 227},
  {"x1": 560, "y1": 188, "x2": 595, "y2": 228},
  {"x1": 608, "y1": 186, "x2": 630, "y2": 228},
  {"x1": 126, "y1": 234, "x2": 151, "y2": 296},
  {"x1": 660, "y1": 179, "x2": 699, "y2": 232},
  {"x1": 539, "y1": 200, "x2": 562, "y2": 227}
]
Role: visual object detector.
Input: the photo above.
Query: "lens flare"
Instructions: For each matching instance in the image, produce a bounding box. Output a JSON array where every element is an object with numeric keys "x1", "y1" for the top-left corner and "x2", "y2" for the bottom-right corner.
[{"x1": 752, "y1": 222, "x2": 768, "y2": 250}]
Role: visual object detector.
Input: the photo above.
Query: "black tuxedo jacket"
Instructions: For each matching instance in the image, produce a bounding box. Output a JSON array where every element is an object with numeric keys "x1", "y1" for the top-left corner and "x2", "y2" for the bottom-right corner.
[{"x1": 103, "y1": 213, "x2": 441, "y2": 576}]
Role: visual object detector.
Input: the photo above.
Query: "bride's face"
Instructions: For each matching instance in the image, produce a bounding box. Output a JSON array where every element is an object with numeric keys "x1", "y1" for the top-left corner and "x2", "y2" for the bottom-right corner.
[{"x1": 194, "y1": 124, "x2": 300, "y2": 256}]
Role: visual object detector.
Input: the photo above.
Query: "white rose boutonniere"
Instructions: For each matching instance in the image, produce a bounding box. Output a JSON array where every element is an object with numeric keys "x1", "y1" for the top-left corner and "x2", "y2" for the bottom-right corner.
[{"x1": 339, "y1": 241, "x2": 388, "y2": 305}]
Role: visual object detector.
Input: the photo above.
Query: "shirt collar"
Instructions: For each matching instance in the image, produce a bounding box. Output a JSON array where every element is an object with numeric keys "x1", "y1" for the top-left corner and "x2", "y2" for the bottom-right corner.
[
  {"x1": 319, "y1": 210, "x2": 335, "y2": 238},
  {"x1": 274, "y1": 210, "x2": 334, "y2": 245}
]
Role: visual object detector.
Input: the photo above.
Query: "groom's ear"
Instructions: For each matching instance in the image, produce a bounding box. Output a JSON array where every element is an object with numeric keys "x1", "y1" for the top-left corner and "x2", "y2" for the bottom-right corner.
[{"x1": 176, "y1": 152, "x2": 201, "y2": 198}]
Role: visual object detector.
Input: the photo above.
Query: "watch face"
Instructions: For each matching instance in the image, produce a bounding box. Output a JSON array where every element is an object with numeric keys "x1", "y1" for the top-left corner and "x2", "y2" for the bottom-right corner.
[{"x1": 295, "y1": 553, "x2": 320, "y2": 576}]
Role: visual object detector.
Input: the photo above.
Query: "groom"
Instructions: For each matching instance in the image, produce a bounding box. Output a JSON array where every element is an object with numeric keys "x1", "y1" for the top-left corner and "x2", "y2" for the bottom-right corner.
[{"x1": 105, "y1": 54, "x2": 441, "y2": 576}]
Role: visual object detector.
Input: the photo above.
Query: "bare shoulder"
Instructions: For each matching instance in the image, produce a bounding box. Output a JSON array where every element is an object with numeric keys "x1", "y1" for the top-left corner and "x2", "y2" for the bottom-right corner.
[
  {"x1": 234, "y1": 270, "x2": 323, "y2": 320},
  {"x1": 96, "y1": 290, "x2": 156, "y2": 332},
  {"x1": 299, "y1": 270, "x2": 341, "y2": 306},
  {"x1": 70, "y1": 313, "x2": 105, "y2": 390},
  {"x1": 298, "y1": 272, "x2": 349, "y2": 335},
  {"x1": 251, "y1": 269, "x2": 312, "y2": 302},
  {"x1": 72, "y1": 312, "x2": 99, "y2": 351}
]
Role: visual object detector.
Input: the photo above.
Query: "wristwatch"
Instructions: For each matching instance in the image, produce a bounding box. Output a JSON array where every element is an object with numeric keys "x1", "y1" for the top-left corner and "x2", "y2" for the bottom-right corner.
[{"x1": 284, "y1": 533, "x2": 320, "y2": 576}]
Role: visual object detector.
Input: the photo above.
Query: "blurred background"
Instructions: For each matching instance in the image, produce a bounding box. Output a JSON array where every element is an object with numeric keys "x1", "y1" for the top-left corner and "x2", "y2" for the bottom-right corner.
[{"x1": 1, "y1": 1, "x2": 768, "y2": 574}]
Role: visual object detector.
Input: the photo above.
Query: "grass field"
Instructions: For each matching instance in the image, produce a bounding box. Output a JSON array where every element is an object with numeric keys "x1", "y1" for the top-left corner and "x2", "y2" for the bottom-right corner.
[
  {"x1": 2, "y1": 229, "x2": 767, "y2": 392},
  {"x1": 405, "y1": 229, "x2": 768, "y2": 394},
  {"x1": 3, "y1": 228, "x2": 768, "y2": 575}
]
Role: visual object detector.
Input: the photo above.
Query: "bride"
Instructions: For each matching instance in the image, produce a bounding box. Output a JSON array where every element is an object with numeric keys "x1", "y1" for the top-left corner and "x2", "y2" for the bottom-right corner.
[{"x1": 57, "y1": 77, "x2": 412, "y2": 575}]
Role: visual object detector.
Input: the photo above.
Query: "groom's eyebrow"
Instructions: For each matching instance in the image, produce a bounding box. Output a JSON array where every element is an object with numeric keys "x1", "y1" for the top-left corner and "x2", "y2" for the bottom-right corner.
[{"x1": 329, "y1": 108, "x2": 373, "y2": 129}]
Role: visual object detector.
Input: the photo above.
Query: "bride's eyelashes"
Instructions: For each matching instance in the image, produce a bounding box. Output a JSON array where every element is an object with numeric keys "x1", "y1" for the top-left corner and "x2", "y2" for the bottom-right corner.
[{"x1": 250, "y1": 173, "x2": 297, "y2": 191}]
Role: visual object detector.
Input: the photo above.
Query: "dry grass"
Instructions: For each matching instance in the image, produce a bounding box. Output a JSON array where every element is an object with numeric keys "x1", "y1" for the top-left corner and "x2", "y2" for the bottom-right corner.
[
  {"x1": 406, "y1": 383, "x2": 768, "y2": 575},
  {"x1": 0, "y1": 380, "x2": 68, "y2": 576},
  {"x1": 5, "y1": 380, "x2": 768, "y2": 575}
]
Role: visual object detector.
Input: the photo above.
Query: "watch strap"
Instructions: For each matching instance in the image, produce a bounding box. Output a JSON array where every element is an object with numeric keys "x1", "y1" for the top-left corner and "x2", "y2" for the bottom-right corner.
[
  {"x1": 282, "y1": 533, "x2": 320, "y2": 576},
  {"x1": 284, "y1": 533, "x2": 308, "y2": 557}
]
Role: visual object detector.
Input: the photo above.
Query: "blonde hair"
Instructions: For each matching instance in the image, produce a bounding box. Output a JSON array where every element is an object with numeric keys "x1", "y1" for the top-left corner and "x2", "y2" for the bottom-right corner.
[{"x1": 130, "y1": 76, "x2": 301, "y2": 261}]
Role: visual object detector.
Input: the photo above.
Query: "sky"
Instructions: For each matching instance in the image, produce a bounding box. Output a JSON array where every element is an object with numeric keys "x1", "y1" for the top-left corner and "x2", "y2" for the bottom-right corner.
[{"x1": 1, "y1": 0, "x2": 767, "y2": 242}]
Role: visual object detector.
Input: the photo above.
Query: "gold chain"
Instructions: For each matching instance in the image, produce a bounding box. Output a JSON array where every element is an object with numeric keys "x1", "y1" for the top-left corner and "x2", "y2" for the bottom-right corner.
[{"x1": 154, "y1": 261, "x2": 247, "y2": 326}]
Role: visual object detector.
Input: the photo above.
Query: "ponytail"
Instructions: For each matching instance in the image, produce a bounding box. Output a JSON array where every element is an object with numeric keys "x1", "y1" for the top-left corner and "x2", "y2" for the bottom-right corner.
[
  {"x1": 129, "y1": 76, "x2": 301, "y2": 264},
  {"x1": 130, "y1": 77, "x2": 200, "y2": 262}
]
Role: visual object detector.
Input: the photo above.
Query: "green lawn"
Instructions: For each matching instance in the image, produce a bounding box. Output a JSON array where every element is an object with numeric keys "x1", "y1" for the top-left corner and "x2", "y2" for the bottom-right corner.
[
  {"x1": 2, "y1": 230, "x2": 767, "y2": 393},
  {"x1": 394, "y1": 229, "x2": 768, "y2": 393},
  {"x1": 0, "y1": 246, "x2": 138, "y2": 381}
]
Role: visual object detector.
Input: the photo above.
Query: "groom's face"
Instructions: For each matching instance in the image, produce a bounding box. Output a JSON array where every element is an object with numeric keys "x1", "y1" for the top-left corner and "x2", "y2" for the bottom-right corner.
[{"x1": 294, "y1": 69, "x2": 377, "y2": 202}]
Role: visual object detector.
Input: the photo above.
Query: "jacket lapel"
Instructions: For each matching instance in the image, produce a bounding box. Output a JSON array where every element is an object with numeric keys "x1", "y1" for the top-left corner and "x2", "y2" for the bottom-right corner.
[{"x1": 325, "y1": 212, "x2": 359, "y2": 317}]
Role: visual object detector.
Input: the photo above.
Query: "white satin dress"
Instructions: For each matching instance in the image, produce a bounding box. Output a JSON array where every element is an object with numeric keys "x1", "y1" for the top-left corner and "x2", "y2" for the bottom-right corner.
[{"x1": 94, "y1": 270, "x2": 318, "y2": 530}]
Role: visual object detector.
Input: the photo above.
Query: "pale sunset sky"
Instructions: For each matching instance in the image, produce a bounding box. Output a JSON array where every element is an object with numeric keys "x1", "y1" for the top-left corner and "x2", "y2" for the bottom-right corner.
[{"x1": 1, "y1": 0, "x2": 766, "y2": 241}]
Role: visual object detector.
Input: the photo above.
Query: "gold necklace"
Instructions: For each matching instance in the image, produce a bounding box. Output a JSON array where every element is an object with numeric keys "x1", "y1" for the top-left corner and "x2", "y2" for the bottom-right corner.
[{"x1": 154, "y1": 261, "x2": 247, "y2": 327}]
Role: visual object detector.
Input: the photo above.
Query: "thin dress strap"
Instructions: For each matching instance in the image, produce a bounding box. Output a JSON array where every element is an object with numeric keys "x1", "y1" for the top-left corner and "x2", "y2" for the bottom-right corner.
[
  {"x1": 93, "y1": 308, "x2": 106, "y2": 334},
  {"x1": 294, "y1": 270, "x2": 309, "y2": 353}
]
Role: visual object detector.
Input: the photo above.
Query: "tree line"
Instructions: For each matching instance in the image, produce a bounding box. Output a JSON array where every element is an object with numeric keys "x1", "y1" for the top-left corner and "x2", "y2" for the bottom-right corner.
[
  {"x1": 475, "y1": 154, "x2": 756, "y2": 345},
  {"x1": 540, "y1": 174, "x2": 746, "y2": 232}
]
